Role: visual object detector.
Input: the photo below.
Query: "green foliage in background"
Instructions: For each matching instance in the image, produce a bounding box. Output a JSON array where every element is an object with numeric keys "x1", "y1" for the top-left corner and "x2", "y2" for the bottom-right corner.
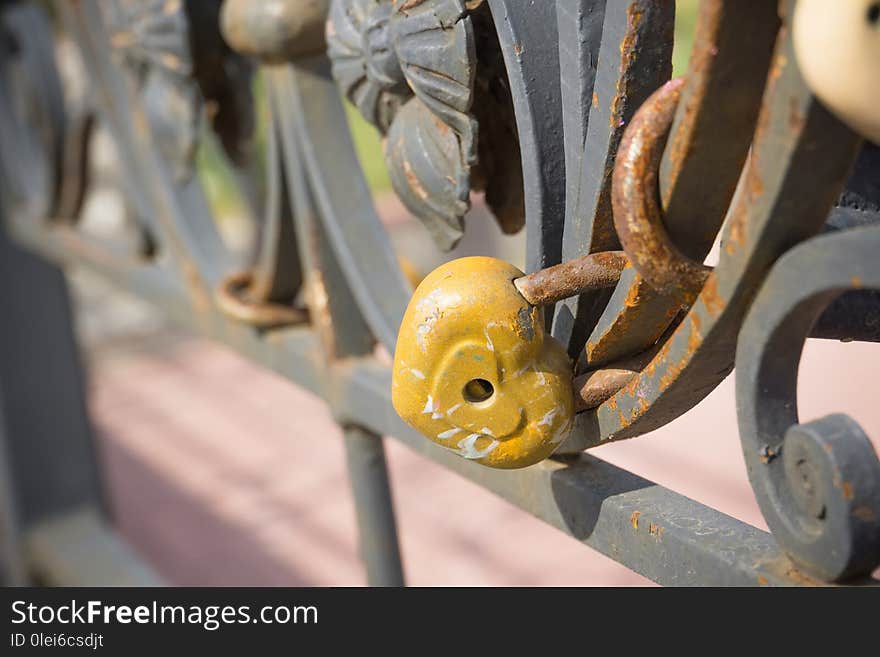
[
  {"x1": 674, "y1": 0, "x2": 699, "y2": 78},
  {"x1": 201, "y1": 0, "x2": 699, "y2": 216}
]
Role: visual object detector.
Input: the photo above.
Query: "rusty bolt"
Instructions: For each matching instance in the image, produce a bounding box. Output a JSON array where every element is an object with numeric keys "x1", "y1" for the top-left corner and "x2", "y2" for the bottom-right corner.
[{"x1": 513, "y1": 251, "x2": 630, "y2": 307}]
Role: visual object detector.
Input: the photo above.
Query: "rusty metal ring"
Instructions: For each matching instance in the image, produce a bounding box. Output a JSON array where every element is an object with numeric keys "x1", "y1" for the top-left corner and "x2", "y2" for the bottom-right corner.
[
  {"x1": 612, "y1": 77, "x2": 711, "y2": 307},
  {"x1": 215, "y1": 270, "x2": 309, "y2": 329}
]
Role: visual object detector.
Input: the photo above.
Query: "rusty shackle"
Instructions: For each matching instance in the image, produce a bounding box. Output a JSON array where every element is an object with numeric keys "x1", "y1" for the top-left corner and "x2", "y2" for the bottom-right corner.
[
  {"x1": 612, "y1": 77, "x2": 711, "y2": 307},
  {"x1": 513, "y1": 251, "x2": 630, "y2": 307}
]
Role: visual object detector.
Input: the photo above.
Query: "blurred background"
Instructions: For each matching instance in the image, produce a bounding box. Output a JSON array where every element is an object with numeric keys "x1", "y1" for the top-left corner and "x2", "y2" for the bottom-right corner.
[{"x1": 13, "y1": 0, "x2": 880, "y2": 585}]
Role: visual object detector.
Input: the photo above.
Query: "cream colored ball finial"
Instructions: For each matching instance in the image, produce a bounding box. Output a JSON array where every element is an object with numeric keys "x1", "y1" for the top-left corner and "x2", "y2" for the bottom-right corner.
[{"x1": 793, "y1": 0, "x2": 880, "y2": 143}]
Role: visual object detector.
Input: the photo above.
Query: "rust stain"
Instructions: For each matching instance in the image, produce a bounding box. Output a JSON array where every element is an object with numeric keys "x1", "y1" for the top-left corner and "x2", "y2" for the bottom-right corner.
[
  {"x1": 768, "y1": 51, "x2": 788, "y2": 84},
  {"x1": 788, "y1": 97, "x2": 806, "y2": 134},
  {"x1": 648, "y1": 523, "x2": 664, "y2": 539},
  {"x1": 159, "y1": 51, "x2": 183, "y2": 73},
  {"x1": 851, "y1": 276, "x2": 863, "y2": 288},
  {"x1": 726, "y1": 214, "x2": 745, "y2": 254},
  {"x1": 726, "y1": 208, "x2": 747, "y2": 254},
  {"x1": 841, "y1": 481, "x2": 854, "y2": 501},
  {"x1": 308, "y1": 272, "x2": 338, "y2": 359},
  {"x1": 687, "y1": 313, "x2": 703, "y2": 354},
  {"x1": 758, "y1": 557, "x2": 824, "y2": 587},
  {"x1": 700, "y1": 275, "x2": 725, "y2": 317},
  {"x1": 658, "y1": 348, "x2": 686, "y2": 393},
  {"x1": 757, "y1": 575, "x2": 769, "y2": 586},
  {"x1": 400, "y1": 147, "x2": 429, "y2": 202},
  {"x1": 610, "y1": 5, "x2": 644, "y2": 130},
  {"x1": 780, "y1": 567, "x2": 821, "y2": 587},
  {"x1": 623, "y1": 281, "x2": 641, "y2": 309},
  {"x1": 852, "y1": 506, "x2": 876, "y2": 522},
  {"x1": 725, "y1": 163, "x2": 765, "y2": 256},
  {"x1": 431, "y1": 113, "x2": 452, "y2": 137},
  {"x1": 631, "y1": 510, "x2": 641, "y2": 530},
  {"x1": 182, "y1": 261, "x2": 210, "y2": 313}
]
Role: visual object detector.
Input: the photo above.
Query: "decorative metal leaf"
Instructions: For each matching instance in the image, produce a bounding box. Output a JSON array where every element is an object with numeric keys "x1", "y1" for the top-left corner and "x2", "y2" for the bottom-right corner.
[
  {"x1": 327, "y1": 0, "x2": 518, "y2": 252},
  {"x1": 105, "y1": 0, "x2": 192, "y2": 76},
  {"x1": 103, "y1": 0, "x2": 199, "y2": 181},
  {"x1": 326, "y1": 0, "x2": 410, "y2": 133},
  {"x1": 391, "y1": 0, "x2": 477, "y2": 162},
  {"x1": 386, "y1": 97, "x2": 469, "y2": 250}
]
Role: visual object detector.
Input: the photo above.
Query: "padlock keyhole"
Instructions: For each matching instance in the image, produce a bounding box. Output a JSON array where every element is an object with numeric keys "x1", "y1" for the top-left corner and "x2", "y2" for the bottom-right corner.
[{"x1": 463, "y1": 378, "x2": 494, "y2": 404}]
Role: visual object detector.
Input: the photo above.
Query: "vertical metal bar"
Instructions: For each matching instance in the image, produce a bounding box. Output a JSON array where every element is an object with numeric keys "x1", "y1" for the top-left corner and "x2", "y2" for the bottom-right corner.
[
  {"x1": 270, "y1": 76, "x2": 406, "y2": 586},
  {"x1": 0, "y1": 221, "x2": 106, "y2": 575},
  {"x1": 488, "y1": 0, "x2": 565, "y2": 276},
  {"x1": 342, "y1": 425, "x2": 405, "y2": 587},
  {"x1": 0, "y1": 397, "x2": 26, "y2": 585}
]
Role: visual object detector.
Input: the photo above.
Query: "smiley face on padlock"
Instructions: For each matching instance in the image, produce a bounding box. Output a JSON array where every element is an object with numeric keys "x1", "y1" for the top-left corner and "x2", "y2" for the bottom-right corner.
[
  {"x1": 794, "y1": 0, "x2": 880, "y2": 143},
  {"x1": 391, "y1": 257, "x2": 574, "y2": 469}
]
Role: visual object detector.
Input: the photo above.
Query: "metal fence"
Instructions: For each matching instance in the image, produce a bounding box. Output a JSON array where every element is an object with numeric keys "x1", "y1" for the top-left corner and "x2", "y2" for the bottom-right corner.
[{"x1": 1, "y1": 0, "x2": 878, "y2": 586}]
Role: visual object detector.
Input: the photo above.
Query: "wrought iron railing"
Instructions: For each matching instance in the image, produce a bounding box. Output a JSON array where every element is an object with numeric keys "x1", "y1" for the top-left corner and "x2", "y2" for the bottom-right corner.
[{"x1": 1, "y1": 0, "x2": 878, "y2": 586}]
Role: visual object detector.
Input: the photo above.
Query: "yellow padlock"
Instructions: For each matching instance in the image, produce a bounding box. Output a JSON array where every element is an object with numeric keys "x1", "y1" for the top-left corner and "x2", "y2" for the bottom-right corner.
[{"x1": 391, "y1": 256, "x2": 574, "y2": 469}]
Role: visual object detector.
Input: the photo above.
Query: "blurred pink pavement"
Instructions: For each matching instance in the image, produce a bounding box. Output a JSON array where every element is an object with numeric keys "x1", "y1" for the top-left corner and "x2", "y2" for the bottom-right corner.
[{"x1": 82, "y1": 323, "x2": 879, "y2": 586}]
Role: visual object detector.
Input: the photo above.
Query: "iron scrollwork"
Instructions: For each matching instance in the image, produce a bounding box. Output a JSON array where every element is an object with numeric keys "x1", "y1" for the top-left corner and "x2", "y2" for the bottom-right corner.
[
  {"x1": 4, "y1": 0, "x2": 880, "y2": 586},
  {"x1": 736, "y1": 225, "x2": 880, "y2": 581}
]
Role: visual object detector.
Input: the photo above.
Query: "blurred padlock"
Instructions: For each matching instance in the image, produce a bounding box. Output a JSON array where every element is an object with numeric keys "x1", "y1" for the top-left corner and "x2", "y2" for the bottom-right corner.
[
  {"x1": 220, "y1": 0, "x2": 329, "y2": 63},
  {"x1": 794, "y1": 0, "x2": 880, "y2": 143}
]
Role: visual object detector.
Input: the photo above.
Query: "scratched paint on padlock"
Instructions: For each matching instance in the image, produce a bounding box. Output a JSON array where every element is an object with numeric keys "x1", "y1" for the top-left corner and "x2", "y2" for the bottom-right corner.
[{"x1": 392, "y1": 256, "x2": 575, "y2": 469}]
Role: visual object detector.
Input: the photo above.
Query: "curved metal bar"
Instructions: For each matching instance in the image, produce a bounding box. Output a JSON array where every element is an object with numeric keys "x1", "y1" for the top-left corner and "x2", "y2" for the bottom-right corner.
[
  {"x1": 736, "y1": 225, "x2": 880, "y2": 581},
  {"x1": 612, "y1": 78, "x2": 710, "y2": 305},
  {"x1": 270, "y1": 61, "x2": 410, "y2": 353},
  {"x1": 561, "y1": 16, "x2": 863, "y2": 452},
  {"x1": 265, "y1": 62, "x2": 404, "y2": 583},
  {"x1": 60, "y1": 2, "x2": 234, "y2": 289},
  {"x1": 266, "y1": 72, "x2": 374, "y2": 360},
  {"x1": 660, "y1": 0, "x2": 781, "y2": 255},
  {"x1": 555, "y1": 0, "x2": 606, "y2": 261},
  {"x1": 0, "y1": 3, "x2": 65, "y2": 223},
  {"x1": 54, "y1": 111, "x2": 95, "y2": 225},
  {"x1": 487, "y1": 0, "x2": 565, "y2": 274},
  {"x1": 246, "y1": 108, "x2": 303, "y2": 303},
  {"x1": 551, "y1": 0, "x2": 674, "y2": 357},
  {"x1": 583, "y1": 0, "x2": 780, "y2": 368}
]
